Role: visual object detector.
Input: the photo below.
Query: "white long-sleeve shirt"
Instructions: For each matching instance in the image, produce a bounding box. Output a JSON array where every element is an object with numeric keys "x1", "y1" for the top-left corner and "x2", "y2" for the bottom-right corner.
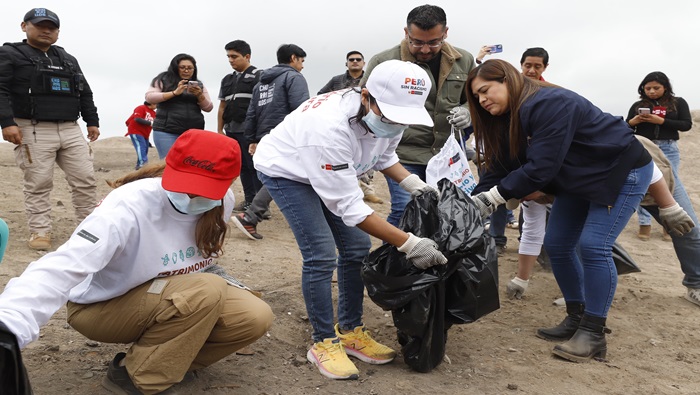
[
  {"x1": 254, "y1": 89, "x2": 400, "y2": 227},
  {"x1": 0, "y1": 178, "x2": 234, "y2": 348}
]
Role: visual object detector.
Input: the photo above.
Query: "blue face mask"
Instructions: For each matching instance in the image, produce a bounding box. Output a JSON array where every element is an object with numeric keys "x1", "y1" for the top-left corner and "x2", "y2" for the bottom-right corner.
[
  {"x1": 362, "y1": 110, "x2": 408, "y2": 138},
  {"x1": 166, "y1": 191, "x2": 222, "y2": 215}
]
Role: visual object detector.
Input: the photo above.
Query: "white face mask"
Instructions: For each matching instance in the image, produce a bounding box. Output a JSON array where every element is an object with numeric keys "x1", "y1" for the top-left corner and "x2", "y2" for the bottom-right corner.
[
  {"x1": 362, "y1": 108, "x2": 408, "y2": 138},
  {"x1": 166, "y1": 191, "x2": 221, "y2": 215}
]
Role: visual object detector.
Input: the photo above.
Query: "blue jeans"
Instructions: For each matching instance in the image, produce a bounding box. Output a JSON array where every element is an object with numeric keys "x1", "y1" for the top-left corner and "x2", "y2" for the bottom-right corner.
[
  {"x1": 384, "y1": 164, "x2": 426, "y2": 227},
  {"x1": 477, "y1": 167, "x2": 510, "y2": 246},
  {"x1": 637, "y1": 140, "x2": 680, "y2": 225},
  {"x1": 488, "y1": 205, "x2": 508, "y2": 247},
  {"x1": 259, "y1": 173, "x2": 371, "y2": 342},
  {"x1": 545, "y1": 162, "x2": 653, "y2": 318},
  {"x1": 643, "y1": 173, "x2": 700, "y2": 288},
  {"x1": 128, "y1": 134, "x2": 149, "y2": 169},
  {"x1": 153, "y1": 131, "x2": 180, "y2": 160}
]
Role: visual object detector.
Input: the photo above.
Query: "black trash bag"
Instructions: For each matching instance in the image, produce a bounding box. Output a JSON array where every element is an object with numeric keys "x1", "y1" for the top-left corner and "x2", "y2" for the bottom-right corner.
[
  {"x1": 611, "y1": 242, "x2": 641, "y2": 275},
  {"x1": 362, "y1": 180, "x2": 499, "y2": 372},
  {"x1": 535, "y1": 206, "x2": 640, "y2": 275},
  {"x1": 537, "y1": 242, "x2": 639, "y2": 275},
  {"x1": 0, "y1": 322, "x2": 33, "y2": 395}
]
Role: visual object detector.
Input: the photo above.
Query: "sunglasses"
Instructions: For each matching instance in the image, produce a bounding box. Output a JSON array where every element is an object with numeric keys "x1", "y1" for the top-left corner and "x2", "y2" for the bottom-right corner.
[{"x1": 347, "y1": 58, "x2": 363, "y2": 62}]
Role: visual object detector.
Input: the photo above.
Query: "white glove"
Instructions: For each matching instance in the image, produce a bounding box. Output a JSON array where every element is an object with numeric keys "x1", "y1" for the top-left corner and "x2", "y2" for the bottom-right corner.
[
  {"x1": 472, "y1": 186, "x2": 507, "y2": 219},
  {"x1": 464, "y1": 145, "x2": 477, "y2": 161},
  {"x1": 659, "y1": 203, "x2": 695, "y2": 236},
  {"x1": 506, "y1": 277, "x2": 529, "y2": 299},
  {"x1": 399, "y1": 174, "x2": 438, "y2": 197},
  {"x1": 398, "y1": 233, "x2": 448, "y2": 270},
  {"x1": 448, "y1": 106, "x2": 471, "y2": 129}
]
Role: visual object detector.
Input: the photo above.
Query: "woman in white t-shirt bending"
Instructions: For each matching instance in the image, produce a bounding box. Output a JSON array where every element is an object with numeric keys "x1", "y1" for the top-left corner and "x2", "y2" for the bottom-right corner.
[
  {"x1": 0, "y1": 130, "x2": 273, "y2": 394},
  {"x1": 254, "y1": 60, "x2": 447, "y2": 380}
]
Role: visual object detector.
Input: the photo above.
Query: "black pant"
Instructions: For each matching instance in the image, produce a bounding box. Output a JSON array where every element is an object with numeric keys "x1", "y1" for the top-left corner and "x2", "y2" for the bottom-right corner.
[{"x1": 226, "y1": 127, "x2": 261, "y2": 203}]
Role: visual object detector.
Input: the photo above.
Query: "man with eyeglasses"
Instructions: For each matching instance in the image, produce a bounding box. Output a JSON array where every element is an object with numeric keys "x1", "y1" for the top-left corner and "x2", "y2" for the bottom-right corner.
[
  {"x1": 318, "y1": 51, "x2": 384, "y2": 204},
  {"x1": 361, "y1": 4, "x2": 474, "y2": 226},
  {"x1": 0, "y1": 8, "x2": 100, "y2": 251},
  {"x1": 318, "y1": 51, "x2": 365, "y2": 94}
]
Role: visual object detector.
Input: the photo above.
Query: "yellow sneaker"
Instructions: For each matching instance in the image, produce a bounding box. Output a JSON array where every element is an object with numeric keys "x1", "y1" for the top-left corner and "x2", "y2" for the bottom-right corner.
[
  {"x1": 335, "y1": 324, "x2": 396, "y2": 365},
  {"x1": 306, "y1": 338, "x2": 359, "y2": 380}
]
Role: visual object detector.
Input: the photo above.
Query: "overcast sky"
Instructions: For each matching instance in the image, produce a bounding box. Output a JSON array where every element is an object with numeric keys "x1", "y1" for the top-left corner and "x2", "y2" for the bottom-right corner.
[{"x1": 1, "y1": 0, "x2": 698, "y2": 140}]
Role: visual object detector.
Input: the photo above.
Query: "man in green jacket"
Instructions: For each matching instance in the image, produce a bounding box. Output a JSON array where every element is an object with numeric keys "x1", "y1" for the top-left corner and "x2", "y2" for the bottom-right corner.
[{"x1": 361, "y1": 4, "x2": 474, "y2": 226}]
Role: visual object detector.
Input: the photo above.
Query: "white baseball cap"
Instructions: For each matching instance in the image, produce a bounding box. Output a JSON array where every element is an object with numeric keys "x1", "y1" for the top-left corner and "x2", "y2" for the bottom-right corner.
[{"x1": 366, "y1": 60, "x2": 434, "y2": 127}]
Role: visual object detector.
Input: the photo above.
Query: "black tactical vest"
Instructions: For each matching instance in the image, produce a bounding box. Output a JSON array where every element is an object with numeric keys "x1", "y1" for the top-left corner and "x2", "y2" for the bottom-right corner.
[{"x1": 5, "y1": 42, "x2": 83, "y2": 121}]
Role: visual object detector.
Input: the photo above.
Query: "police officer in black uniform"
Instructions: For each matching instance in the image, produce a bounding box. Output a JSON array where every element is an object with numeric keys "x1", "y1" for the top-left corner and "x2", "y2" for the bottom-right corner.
[
  {"x1": 217, "y1": 40, "x2": 261, "y2": 211},
  {"x1": 0, "y1": 8, "x2": 99, "y2": 251}
]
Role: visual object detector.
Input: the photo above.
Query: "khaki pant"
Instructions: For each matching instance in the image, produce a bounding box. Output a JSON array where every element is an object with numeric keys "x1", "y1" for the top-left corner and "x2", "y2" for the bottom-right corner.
[
  {"x1": 67, "y1": 273, "x2": 274, "y2": 394},
  {"x1": 13, "y1": 119, "x2": 96, "y2": 234}
]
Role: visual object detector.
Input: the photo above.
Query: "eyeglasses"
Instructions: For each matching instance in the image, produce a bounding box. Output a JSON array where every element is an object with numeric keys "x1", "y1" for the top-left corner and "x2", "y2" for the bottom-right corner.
[
  {"x1": 347, "y1": 58, "x2": 363, "y2": 62},
  {"x1": 407, "y1": 35, "x2": 445, "y2": 49},
  {"x1": 179, "y1": 66, "x2": 194, "y2": 71}
]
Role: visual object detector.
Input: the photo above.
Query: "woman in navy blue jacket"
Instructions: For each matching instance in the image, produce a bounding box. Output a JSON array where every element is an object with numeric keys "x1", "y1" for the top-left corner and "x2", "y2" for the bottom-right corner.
[{"x1": 465, "y1": 59, "x2": 656, "y2": 363}]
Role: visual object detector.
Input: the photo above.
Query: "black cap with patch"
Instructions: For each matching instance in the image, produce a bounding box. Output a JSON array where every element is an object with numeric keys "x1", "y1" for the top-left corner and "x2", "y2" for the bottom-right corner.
[{"x1": 23, "y1": 8, "x2": 60, "y2": 28}]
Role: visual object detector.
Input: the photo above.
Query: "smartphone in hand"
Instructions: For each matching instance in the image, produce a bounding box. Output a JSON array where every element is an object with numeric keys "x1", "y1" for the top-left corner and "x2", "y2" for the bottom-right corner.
[
  {"x1": 638, "y1": 108, "x2": 651, "y2": 115},
  {"x1": 489, "y1": 44, "x2": 503, "y2": 53}
]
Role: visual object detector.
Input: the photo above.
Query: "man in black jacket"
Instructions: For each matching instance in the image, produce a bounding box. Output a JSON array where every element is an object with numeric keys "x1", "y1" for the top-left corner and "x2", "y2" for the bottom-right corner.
[
  {"x1": 0, "y1": 8, "x2": 99, "y2": 251},
  {"x1": 217, "y1": 40, "x2": 261, "y2": 211},
  {"x1": 232, "y1": 44, "x2": 309, "y2": 240},
  {"x1": 317, "y1": 50, "x2": 365, "y2": 95}
]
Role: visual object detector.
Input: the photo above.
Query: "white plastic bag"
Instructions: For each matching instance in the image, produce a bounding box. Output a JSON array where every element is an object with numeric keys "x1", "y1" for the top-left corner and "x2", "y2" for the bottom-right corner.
[{"x1": 426, "y1": 133, "x2": 477, "y2": 196}]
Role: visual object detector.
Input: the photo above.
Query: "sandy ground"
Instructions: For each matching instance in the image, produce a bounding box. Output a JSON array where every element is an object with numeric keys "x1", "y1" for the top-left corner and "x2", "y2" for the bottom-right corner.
[{"x1": 1, "y1": 114, "x2": 700, "y2": 394}]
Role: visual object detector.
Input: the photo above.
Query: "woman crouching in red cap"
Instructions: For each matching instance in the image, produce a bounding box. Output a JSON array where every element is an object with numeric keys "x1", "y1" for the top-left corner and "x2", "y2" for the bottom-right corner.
[{"x1": 0, "y1": 129, "x2": 274, "y2": 394}]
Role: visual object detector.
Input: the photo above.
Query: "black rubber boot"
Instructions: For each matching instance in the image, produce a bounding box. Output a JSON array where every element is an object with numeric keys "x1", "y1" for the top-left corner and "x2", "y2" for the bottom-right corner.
[
  {"x1": 552, "y1": 314, "x2": 611, "y2": 363},
  {"x1": 536, "y1": 302, "x2": 584, "y2": 341}
]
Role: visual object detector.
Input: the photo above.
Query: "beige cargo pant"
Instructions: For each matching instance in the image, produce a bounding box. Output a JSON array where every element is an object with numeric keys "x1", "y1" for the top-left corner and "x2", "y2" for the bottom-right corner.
[
  {"x1": 13, "y1": 119, "x2": 96, "y2": 234},
  {"x1": 67, "y1": 273, "x2": 274, "y2": 394}
]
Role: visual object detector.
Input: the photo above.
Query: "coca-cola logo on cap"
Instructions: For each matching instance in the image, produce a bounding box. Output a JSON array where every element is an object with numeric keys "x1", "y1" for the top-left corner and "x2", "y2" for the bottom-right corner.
[{"x1": 183, "y1": 156, "x2": 216, "y2": 172}]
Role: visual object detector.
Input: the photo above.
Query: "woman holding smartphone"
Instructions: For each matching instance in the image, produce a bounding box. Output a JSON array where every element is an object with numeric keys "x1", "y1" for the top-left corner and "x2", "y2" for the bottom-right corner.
[
  {"x1": 467, "y1": 59, "x2": 657, "y2": 363},
  {"x1": 626, "y1": 71, "x2": 693, "y2": 240},
  {"x1": 146, "y1": 53, "x2": 213, "y2": 158}
]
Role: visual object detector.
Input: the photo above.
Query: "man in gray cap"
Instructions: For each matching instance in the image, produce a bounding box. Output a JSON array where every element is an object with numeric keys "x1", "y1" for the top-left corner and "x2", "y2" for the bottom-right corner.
[{"x1": 0, "y1": 8, "x2": 100, "y2": 251}]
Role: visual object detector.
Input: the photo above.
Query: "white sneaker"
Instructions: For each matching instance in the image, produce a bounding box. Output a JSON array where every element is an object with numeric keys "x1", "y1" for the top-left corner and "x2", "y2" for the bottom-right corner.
[{"x1": 685, "y1": 288, "x2": 700, "y2": 307}]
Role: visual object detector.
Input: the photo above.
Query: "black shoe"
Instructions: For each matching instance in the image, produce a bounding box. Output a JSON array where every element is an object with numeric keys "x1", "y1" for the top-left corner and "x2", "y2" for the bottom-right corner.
[
  {"x1": 231, "y1": 213, "x2": 263, "y2": 240},
  {"x1": 233, "y1": 201, "x2": 252, "y2": 213},
  {"x1": 536, "y1": 302, "x2": 584, "y2": 341},
  {"x1": 102, "y1": 352, "x2": 142, "y2": 394},
  {"x1": 552, "y1": 314, "x2": 611, "y2": 363},
  {"x1": 496, "y1": 244, "x2": 506, "y2": 256},
  {"x1": 261, "y1": 209, "x2": 272, "y2": 220}
]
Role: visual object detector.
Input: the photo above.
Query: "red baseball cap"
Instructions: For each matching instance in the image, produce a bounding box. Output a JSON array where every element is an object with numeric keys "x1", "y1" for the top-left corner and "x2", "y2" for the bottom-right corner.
[{"x1": 162, "y1": 129, "x2": 241, "y2": 200}]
